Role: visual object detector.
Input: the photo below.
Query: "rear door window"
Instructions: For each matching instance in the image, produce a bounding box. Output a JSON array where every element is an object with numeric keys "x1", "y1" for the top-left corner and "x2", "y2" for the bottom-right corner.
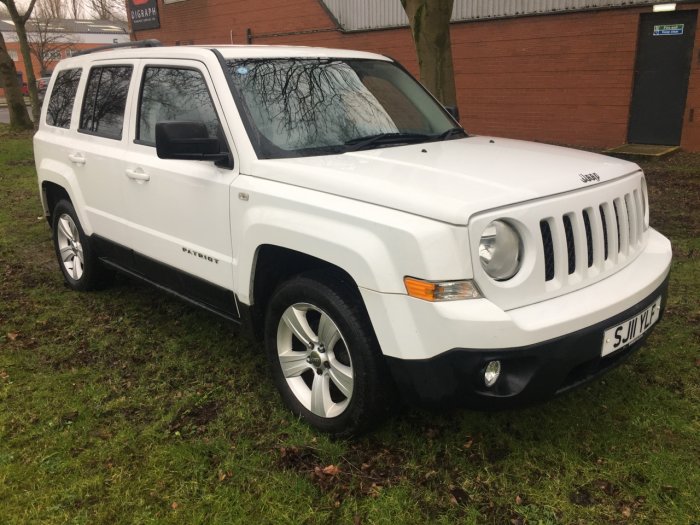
[
  {"x1": 79, "y1": 65, "x2": 133, "y2": 139},
  {"x1": 46, "y1": 68, "x2": 81, "y2": 128}
]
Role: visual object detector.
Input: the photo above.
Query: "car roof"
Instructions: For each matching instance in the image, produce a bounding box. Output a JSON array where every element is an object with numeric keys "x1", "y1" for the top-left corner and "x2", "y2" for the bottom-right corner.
[
  {"x1": 54, "y1": 44, "x2": 391, "y2": 68},
  {"x1": 212, "y1": 45, "x2": 390, "y2": 61}
]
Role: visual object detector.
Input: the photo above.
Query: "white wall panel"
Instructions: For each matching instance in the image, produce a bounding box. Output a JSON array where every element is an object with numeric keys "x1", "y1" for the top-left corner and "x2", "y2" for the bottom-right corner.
[{"x1": 323, "y1": 0, "x2": 663, "y2": 31}]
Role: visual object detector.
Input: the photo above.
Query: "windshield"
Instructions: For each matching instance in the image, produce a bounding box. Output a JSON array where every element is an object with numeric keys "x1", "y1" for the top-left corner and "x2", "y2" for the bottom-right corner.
[{"x1": 225, "y1": 58, "x2": 462, "y2": 159}]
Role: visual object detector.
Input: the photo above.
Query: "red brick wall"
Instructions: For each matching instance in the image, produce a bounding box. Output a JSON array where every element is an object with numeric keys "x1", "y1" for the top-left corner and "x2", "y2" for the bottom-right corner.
[
  {"x1": 0, "y1": 42, "x2": 44, "y2": 96},
  {"x1": 133, "y1": 1, "x2": 700, "y2": 151},
  {"x1": 0, "y1": 41, "x2": 117, "y2": 96},
  {"x1": 451, "y1": 6, "x2": 700, "y2": 151},
  {"x1": 452, "y1": 10, "x2": 639, "y2": 149},
  {"x1": 681, "y1": 7, "x2": 700, "y2": 151}
]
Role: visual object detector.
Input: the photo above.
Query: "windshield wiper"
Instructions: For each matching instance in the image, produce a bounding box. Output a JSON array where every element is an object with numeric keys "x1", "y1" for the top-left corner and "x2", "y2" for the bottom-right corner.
[
  {"x1": 344, "y1": 132, "x2": 433, "y2": 152},
  {"x1": 435, "y1": 127, "x2": 467, "y2": 141}
]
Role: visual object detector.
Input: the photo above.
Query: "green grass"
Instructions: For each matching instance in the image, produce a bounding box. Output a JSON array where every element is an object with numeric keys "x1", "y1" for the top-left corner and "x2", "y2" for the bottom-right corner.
[{"x1": 1, "y1": 126, "x2": 698, "y2": 524}]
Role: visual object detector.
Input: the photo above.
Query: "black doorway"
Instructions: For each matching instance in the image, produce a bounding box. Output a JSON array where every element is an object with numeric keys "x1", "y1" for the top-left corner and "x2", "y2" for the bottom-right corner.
[{"x1": 627, "y1": 10, "x2": 697, "y2": 145}]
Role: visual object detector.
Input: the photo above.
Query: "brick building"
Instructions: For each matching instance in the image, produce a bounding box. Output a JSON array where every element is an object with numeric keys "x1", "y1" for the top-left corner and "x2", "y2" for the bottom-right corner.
[
  {"x1": 128, "y1": 0, "x2": 700, "y2": 151},
  {"x1": 0, "y1": 18, "x2": 129, "y2": 96}
]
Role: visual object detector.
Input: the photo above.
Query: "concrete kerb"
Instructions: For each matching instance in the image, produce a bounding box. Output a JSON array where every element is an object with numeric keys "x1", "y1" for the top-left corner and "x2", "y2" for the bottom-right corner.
[{"x1": 0, "y1": 97, "x2": 33, "y2": 108}]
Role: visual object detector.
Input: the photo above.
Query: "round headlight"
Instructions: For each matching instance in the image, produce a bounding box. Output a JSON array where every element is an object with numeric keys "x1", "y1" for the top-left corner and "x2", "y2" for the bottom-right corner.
[{"x1": 478, "y1": 220, "x2": 522, "y2": 281}]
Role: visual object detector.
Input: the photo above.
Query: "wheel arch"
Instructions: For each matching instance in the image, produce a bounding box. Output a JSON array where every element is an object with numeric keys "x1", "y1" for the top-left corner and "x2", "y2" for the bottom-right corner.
[
  {"x1": 41, "y1": 181, "x2": 71, "y2": 226},
  {"x1": 247, "y1": 244, "x2": 365, "y2": 340},
  {"x1": 37, "y1": 159, "x2": 93, "y2": 234}
]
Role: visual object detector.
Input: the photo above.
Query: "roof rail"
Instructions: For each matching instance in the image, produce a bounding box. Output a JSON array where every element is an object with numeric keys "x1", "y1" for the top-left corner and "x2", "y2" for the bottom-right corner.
[{"x1": 73, "y1": 39, "x2": 162, "y2": 57}]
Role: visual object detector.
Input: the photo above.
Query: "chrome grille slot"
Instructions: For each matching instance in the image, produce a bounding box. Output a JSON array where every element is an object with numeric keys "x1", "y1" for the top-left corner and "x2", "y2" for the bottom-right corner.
[
  {"x1": 582, "y1": 209, "x2": 593, "y2": 267},
  {"x1": 625, "y1": 193, "x2": 637, "y2": 246},
  {"x1": 599, "y1": 205, "x2": 609, "y2": 260},
  {"x1": 604, "y1": 201, "x2": 619, "y2": 261},
  {"x1": 633, "y1": 189, "x2": 644, "y2": 243},
  {"x1": 617, "y1": 197, "x2": 630, "y2": 255},
  {"x1": 540, "y1": 219, "x2": 555, "y2": 281},
  {"x1": 613, "y1": 199, "x2": 622, "y2": 254},
  {"x1": 563, "y1": 214, "x2": 576, "y2": 275}
]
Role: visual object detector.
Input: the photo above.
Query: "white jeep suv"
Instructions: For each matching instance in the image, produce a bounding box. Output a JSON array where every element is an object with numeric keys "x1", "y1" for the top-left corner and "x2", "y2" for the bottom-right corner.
[{"x1": 34, "y1": 42, "x2": 672, "y2": 436}]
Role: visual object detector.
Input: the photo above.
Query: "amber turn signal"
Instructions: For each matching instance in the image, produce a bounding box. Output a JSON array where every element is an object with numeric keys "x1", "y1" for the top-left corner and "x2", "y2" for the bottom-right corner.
[{"x1": 404, "y1": 277, "x2": 481, "y2": 301}]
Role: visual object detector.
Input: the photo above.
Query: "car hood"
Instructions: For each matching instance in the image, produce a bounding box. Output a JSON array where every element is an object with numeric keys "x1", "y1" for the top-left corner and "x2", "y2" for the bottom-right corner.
[{"x1": 249, "y1": 136, "x2": 641, "y2": 225}]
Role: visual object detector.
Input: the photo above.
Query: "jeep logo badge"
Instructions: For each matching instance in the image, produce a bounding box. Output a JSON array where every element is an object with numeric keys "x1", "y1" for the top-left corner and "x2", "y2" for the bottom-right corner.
[{"x1": 579, "y1": 172, "x2": 600, "y2": 183}]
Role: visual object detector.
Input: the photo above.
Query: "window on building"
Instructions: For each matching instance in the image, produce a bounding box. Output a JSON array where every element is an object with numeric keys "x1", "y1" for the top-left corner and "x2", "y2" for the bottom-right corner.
[
  {"x1": 46, "y1": 68, "x2": 82, "y2": 129},
  {"x1": 9, "y1": 50, "x2": 18, "y2": 61},
  {"x1": 137, "y1": 66, "x2": 221, "y2": 145},
  {"x1": 79, "y1": 65, "x2": 133, "y2": 140},
  {"x1": 43, "y1": 50, "x2": 61, "y2": 62}
]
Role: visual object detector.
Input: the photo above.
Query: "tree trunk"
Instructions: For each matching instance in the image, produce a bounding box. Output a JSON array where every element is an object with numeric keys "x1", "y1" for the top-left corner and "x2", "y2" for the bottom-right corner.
[
  {"x1": 0, "y1": 31, "x2": 33, "y2": 130},
  {"x1": 3, "y1": 0, "x2": 40, "y2": 126},
  {"x1": 400, "y1": 0, "x2": 457, "y2": 109}
]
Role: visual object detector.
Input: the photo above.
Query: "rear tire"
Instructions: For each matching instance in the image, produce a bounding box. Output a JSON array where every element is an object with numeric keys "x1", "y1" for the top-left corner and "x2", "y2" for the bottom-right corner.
[
  {"x1": 52, "y1": 200, "x2": 110, "y2": 291},
  {"x1": 265, "y1": 272, "x2": 394, "y2": 437}
]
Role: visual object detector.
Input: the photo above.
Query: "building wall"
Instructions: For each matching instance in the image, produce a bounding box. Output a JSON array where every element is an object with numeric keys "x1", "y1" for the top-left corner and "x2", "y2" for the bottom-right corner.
[
  {"x1": 683, "y1": 10, "x2": 700, "y2": 151},
  {"x1": 132, "y1": 1, "x2": 700, "y2": 151}
]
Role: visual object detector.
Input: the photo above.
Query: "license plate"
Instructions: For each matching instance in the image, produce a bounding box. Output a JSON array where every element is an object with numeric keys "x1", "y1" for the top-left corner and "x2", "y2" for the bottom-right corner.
[{"x1": 601, "y1": 296, "x2": 662, "y2": 357}]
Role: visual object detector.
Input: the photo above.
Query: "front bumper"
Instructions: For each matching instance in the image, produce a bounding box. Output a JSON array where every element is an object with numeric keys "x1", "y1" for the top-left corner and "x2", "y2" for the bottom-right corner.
[{"x1": 385, "y1": 275, "x2": 669, "y2": 407}]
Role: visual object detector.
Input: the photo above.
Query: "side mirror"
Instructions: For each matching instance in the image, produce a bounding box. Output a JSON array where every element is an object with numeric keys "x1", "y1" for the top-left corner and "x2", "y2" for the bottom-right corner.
[
  {"x1": 444, "y1": 105, "x2": 460, "y2": 122},
  {"x1": 155, "y1": 121, "x2": 230, "y2": 165}
]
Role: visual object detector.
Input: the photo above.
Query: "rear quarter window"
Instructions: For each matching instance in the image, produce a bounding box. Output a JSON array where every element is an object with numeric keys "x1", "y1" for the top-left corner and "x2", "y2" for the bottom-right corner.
[
  {"x1": 79, "y1": 65, "x2": 133, "y2": 140},
  {"x1": 46, "y1": 68, "x2": 82, "y2": 129}
]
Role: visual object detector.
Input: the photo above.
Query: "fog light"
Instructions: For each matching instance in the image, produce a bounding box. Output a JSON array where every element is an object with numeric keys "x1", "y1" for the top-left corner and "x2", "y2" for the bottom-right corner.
[{"x1": 484, "y1": 360, "x2": 501, "y2": 387}]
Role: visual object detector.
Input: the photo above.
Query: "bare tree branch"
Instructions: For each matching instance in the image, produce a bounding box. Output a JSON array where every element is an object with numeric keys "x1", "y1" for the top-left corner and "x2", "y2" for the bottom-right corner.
[
  {"x1": 35, "y1": 0, "x2": 66, "y2": 19},
  {"x1": 85, "y1": 0, "x2": 125, "y2": 21},
  {"x1": 28, "y1": 17, "x2": 78, "y2": 75},
  {"x1": 21, "y1": 0, "x2": 39, "y2": 23},
  {"x1": 68, "y1": 0, "x2": 83, "y2": 19}
]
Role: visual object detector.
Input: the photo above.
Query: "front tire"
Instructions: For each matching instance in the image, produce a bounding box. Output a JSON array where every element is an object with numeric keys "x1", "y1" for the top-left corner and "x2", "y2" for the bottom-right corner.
[
  {"x1": 265, "y1": 273, "x2": 394, "y2": 437},
  {"x1": 52, "y1": 200, "x2": 109, "y2": 291}
]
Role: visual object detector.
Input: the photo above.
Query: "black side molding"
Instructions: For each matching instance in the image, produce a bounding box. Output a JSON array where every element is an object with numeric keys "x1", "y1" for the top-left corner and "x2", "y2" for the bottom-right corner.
[{"x1": 91, "y1": 235, "x2": 240, "y2": 323}]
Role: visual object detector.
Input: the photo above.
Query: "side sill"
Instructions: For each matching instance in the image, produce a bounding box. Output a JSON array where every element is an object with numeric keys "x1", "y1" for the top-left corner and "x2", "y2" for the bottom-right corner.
[
  {"x1": 92, "y1": 234, "x2": 241, "y2": 324},
  {"x1": 99, "y1": 259, "x2": 242, "y2": 325},
  {"x1": 100, "y1": 259, "x2": 241, "y2": 324}
]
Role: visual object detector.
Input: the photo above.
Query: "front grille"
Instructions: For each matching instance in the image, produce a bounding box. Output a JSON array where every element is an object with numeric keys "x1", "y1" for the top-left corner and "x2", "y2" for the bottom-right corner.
[
  {"x1": 538, "y1": 186, "x2": 645, "y2": 282},
  {"x1": 470, "y1": 173, "x2": 648, "y2": 312}
]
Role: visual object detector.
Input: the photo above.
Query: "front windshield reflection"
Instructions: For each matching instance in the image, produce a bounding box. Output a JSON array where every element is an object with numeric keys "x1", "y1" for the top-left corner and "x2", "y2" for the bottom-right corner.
[{"x1": 226, "y1": 58, "x2": 457, "y2": 159}]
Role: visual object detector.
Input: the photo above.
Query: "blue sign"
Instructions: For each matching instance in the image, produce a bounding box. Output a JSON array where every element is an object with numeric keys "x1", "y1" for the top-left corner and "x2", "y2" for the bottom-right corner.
[{"x1": 653, "y1": 24, "x2": 684, "y2": 36}]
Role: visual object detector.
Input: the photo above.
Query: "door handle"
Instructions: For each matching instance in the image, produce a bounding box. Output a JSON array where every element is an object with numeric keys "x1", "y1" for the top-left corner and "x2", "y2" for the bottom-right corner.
[
  {"x1": 125, "y1": 168, "x2": 150, "y2": 182},
  {"x1": 68, "y1": 153, "x2": 86, "y2": 165}
]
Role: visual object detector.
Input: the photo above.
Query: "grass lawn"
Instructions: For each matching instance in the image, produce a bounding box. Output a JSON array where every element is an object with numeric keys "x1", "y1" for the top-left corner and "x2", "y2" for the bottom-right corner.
[{"x1": 1, "y1": 125, "x2": 698, "y2": 524}]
